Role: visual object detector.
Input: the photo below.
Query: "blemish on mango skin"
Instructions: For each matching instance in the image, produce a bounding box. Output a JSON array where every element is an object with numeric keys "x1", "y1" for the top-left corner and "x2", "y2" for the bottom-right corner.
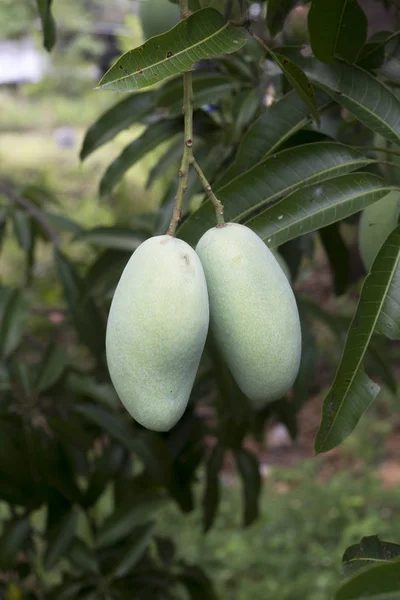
[
  {"x1": 181, "y1": 253, "x2": 190, "y2": 266},
  {"x1": 231, "y1": 255, "x2": 242, "y2": 267}
]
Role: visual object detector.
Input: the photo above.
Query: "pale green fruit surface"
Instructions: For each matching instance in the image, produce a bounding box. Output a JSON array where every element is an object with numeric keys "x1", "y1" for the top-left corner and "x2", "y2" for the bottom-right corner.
[
  {"x1": 196, "y1": 223, "x2": 301, "y2": 405},
  {"x1": 106, "y1": 235, "x2": 209, "y2": 432},
  {"x1": 359, "y1": 191, "x2": 400, "y2": 271},
  {"x1": 139, "y1": 0, "x2": 180, "y2": 40}
]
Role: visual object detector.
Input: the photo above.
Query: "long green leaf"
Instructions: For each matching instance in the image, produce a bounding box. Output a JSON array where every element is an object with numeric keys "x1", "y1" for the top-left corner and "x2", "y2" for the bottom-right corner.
[
  {"x1": 342, "y1": 536, "x2": 400, "y2": 578},
  {"x1": 217, "y1": 89, "x2": 331, "y2": 187},
  {"x1": 179, "y1": 143, "x2": 371, "y2": 246},
  {"x1": 99, "y1": 119, "x2": 181, "y2": 196},
  {"x1": 0, "y1": 517, "x2": 31, "y2": 570},
  {"x1": 36, "y1": 343, "x2": 68, "y2": 392},
  {"x1": 36, "y1": 0, "x2": 56, "y2": 51},
  {"x1": 308, "y1": 0, "x2": 367, "y2": 63},
  {"x1": 246, "y1": 174, "x2": 390, "y2": 249},
  {"x1": 80, "y1": 91, "x2": 155, "y2": 160},
  {"x1": 113, "y1": 523, "x2": 154, "y2": 577},
  {"x1": 156, "y1": 71, "x2": 239, "y2": 116},
  {"x1": 44, "y1": 508, "x2": 79, "y2": 570},
  {"x1": 97, "y1": 8, "x2": 247, "y2": 92},
  {"x1": 234, "y1": 448, "x2": 261, "y2": 527},
  {"x1": 97, "y1": 500, "x2": 162, "y2": 548},
  {"x1": 202, "y1": 444, "x2": 225, "y2": 532},
  {"x1": 273, "y1": 52, "x2": 320, "y2": 125},
  {"x1": 0, "y1": 289, "x2": 28, "y2": 359},
  {"x1": 320, "y1": 221, "x2": 350, "y2": 296},
  {"x1": 336, "y1": 559, "x2": 400, "y2": 600},
  {"x1": 315, "y1": 224, "x2": 400, "y2": 453},
  {"x1": 279, "y1": 49, "x2": 400, "y2": 146},
  {"x1": 75, "y1": 227, "x2": 146, "y2": 251}
]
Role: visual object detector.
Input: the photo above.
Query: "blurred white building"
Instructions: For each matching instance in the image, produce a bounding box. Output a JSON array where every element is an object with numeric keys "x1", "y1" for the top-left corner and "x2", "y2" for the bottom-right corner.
[{"x1": 0, "y1": 38, "x2": 48, "y2": 86}]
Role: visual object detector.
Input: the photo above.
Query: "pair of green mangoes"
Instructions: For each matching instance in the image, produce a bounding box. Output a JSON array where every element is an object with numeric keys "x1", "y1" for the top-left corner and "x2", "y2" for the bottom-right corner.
[{"x1": 106, "y1": 223, "x2": 302, "y2": 431}]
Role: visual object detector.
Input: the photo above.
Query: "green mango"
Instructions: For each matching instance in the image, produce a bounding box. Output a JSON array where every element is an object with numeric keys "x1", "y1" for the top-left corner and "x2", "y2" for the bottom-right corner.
[
  {"x1": 196, "y1": 223, "x2": 301, "y2": 406},
  {"x1": 106, "y1": 235, "x2": 209, "y2": 431},
  {"x1": 139, "y1": 0, "x2": 180, "y2": 40},
  {"x1": 358, "y1": 192, "x2": 400, "y2": 272}
]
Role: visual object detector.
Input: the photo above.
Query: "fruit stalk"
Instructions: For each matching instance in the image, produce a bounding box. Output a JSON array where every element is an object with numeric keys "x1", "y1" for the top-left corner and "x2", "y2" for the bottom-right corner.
[{"x1": 168, "y1": 0, "x2": 225, "y2": 235}]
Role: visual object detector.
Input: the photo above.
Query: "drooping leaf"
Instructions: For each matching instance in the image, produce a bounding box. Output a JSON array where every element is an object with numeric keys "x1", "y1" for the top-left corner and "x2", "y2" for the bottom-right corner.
[
  {"x1": 279, "y1": 49, "x2": 400, "y2": 146},
  {"x1": 202, "y1": 444, "x2": 225, "y2": 532},
  {"x1": 293, "y1": 309, "x2": 318, "y2": 410},
  {"x1": 75, "y1": 404, "x2": 171, "y2": 483},
  {"x1": 99, "y1": 120, "x2": 181, "y2": 196},
  {"x1": 179, "y1": 143, "x2": 371, "y2": 246},
  {"x1": 68, "y1": 538, "x2": 98, "y2": 574},
  {"x1": 0, "y1": 289, "x2": 28, "y2": 359},
  {"x1": 44, "y1": 508, "x2": 79, "y2": 571},
  {"x1": 82, "y1": 249, "x2": 130, "y2": 302},
  {"x1": 96, "y1": 499, "x2": 162, "y2": 548},
  {"x1": 217, "y1": 89, "x2": 331, "y2": 187},
  {"x1": 84, "y1": 445, "x2": 125, "y2": 508},
  {"x1": 113, "y1": 523, "x2": 154, "y2": 577},
  {"x1": 80, "y1": 91, "x2": 155, "y2": 160},
  {"x1": 36, "y1": 343, "x2": 68, "y2": 392},
  {"x1": 308, "y1": 0, "x2": 367, "y2": 63},
  {"x1": 146, "y1": 137, "x2": 183, "y2": 188},
  {"x1": 234, "y1": 448, "x2": 261, "y2": 527},
  {"x1": 0, "y1": 517, "x2": 31, "y2": 570},
  {"x1": 272, "y1": 52, "x2": 320, "y2": 126},
  {"x1": 335, "y1": 558, "x2": 400, "y2": 600},
  {"x1": 75, "y1": 227, "x2": 146, "y2": 251},
  {"x1": 246, "y1": 173, "x2": 390, "y2": 249},
  {"x1": 319, "y1": 221, "x2": 350, "y2": 295},
  {"x1": 342, "y1": 536, "x2": 400, "y2": 578},
  {"x1": 36, "y1": 0, "x2": 56, "y2": 51},
  {"x1": 97, "y1": 8, "x2": 247, "y2": 92},
  {"x1": 54, "y1": 250, "x2": 105, "y2": 359},
  {"x1": 266, "y1": 0, "x2": 299, "y2": 36},
  {"x1": 66, "y1": 371, "x2": 119, "y2": 409},
  {"x1": 366, "y1": 338, "x2": 397, "y2": 395},
  {"x1": 156, "y1": 71, "x2": 239, "y2": 117},
  {"x1": 315, "y1": 224, "x2": 400, "y2": 453},
  {"x1": 12, "y1": 210, "x2": 32, "y2": 252}
]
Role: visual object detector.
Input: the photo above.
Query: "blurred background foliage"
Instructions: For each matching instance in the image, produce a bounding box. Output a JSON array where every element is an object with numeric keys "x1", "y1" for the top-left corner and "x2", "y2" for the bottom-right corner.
[{"x1": 1, "y1": 1, "x2": 400, "y2": 599}]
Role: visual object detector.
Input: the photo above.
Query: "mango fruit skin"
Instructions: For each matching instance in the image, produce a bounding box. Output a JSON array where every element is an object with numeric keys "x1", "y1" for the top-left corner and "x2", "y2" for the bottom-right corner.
[
  {"x1": 196, "y1": 223, "x2": 301, "y2": 406},
  {"x1": 359, "y1": 192, "x2": 400, "y2": 271},
  {"x1": 106, "y1": 235, "x2": 209, "y2": 432}
]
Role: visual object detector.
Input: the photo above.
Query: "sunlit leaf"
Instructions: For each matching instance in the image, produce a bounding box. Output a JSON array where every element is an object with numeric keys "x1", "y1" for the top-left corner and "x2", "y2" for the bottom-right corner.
[
  {"x1": 335, "y1": 558, "x2": 400, "y2": 599},
  {"x1": 97, "y1": 9, "x2": 247, "y2": 92}
]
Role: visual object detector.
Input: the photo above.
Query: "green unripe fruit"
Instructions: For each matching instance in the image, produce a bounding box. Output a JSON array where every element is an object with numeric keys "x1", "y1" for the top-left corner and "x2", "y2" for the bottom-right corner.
[
  {"x1": 106, "y1": 235, "x2": 209, "y2": 431},
  {"x1": 358, "y1": 192, "x2": 400, "y2": 271},
  {"x1": 139, "y1": 0, "x2": 180, "y2": 40},
  {"x1": 196, "y1": 223, "x2": 301, "y2": 406}
]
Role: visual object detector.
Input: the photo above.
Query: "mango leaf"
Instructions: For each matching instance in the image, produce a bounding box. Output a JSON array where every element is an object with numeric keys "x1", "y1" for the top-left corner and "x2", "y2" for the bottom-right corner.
[
  {"x1": 342, "y1": 536, "x2": 400, "y2": 578},
  {"x1": 315, "y1": 224, "x2": 400, "y2": 453},
  {"x1": 97, "y1": 8, "x2": 247, "y2": 92},
  {"x1": 68, "y1": 538, "x2": 98, "y2": 574},
  {"x1": 54, "y1": 251, "x2": 105, "y2": 359},
  {"x1": 234, "y1": 448, "x2": 261, "y2": 527},
  {"x1": 44, "y1": 508, "x2": 79, "y2": 570},
  {"x1": 113, "y1": 523, "x2": 154, "y2": 577},
  {"x1": 266, "y1": 0, "x2": 299, "y2": 36},
  {"x1": 82, "y1": 250, "x2": 130, "y2": 301},
  {"x1": 246, "y1": 173, "x2": 390, "y2": 249},
  {"x1": 273, "y1": 52, "x2": 320, "y2": 126},
  {"x1": 0, "y1": 516, "x2": 31, "y2": 570},
  {"x1": 99, "y1": 119, "x2": 181, "y2": 196},
  {"x1": 66, "y1": 372, "x2": 119, "y2": 409},
  {"x1": 202, "y1": 444, "x2": 225, "y2": 532},
  {"x1": 319, "y1": 221, "x2": 350, "y2": 296},
  {"x1": 366, "y1": 338, "x2": 397, "y2": 395},
  {"x1": 84, "y1": 445, "x2": 125, "y2": 508},
  {"x1": 75, "y1": 227, "x2": 146, "y2": 251},
  {"x1": 308, "y1": 0, "x2": 367, "y2": 63},
  {"x1": 156, "y1": 71, "x2": 239, "y2": 117},
  {"x1": 96, "y1": 500, "x2": 162, "y2": 548},
  {"x1": 0, "y1": 288, "x2": 28, "y2": 359},
  {"x1": 279, "y1": 49, "x2": 400, "y2": 147},
  {"x1": 75, "y1": 404, "x2": 171, "y2": 483},
  {"x1": 80, "y1": 91, "x2": 155, "y2": 160},
  {"x1": 178, "y1": 564, "x2": 219, "y2": 600},
  {"x1": 146, "y1": 137, "x2": 183, "y2": 188},
  {"x1": 293, "y1": 309, "x2": 318, "y2": 410},
  {"x1": 36, "y1": 0, "x2": 56, "y2": 51},
  {"x1": 179, "y1": 143, "x2": 371, "y2": 246},
  {"x1": 36, "y1": 343, "x2": 68, "y2": 392},
  {"x1": 12, "y1": 210, "x2": 32, "y2": 252},
  {"x1": 217, "y1": 89, "x2": 331, "y2": 187},
  {"x1": 335, "y1": 559, "x2": 400, "y2": 600}
]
